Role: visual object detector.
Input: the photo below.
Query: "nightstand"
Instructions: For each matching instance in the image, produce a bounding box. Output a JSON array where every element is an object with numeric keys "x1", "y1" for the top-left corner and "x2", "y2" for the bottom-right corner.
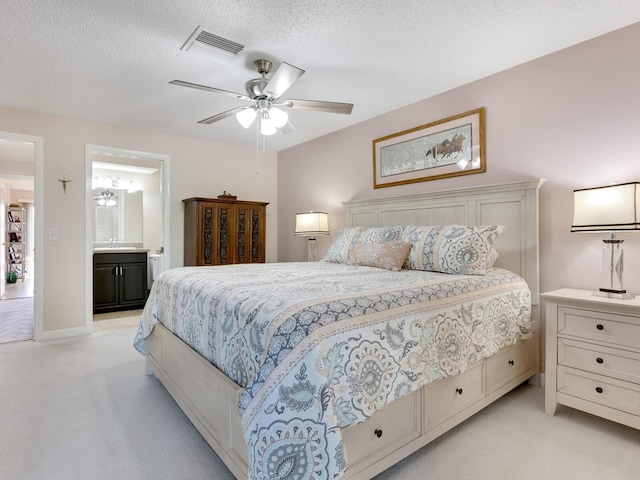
[{"x1": 542, "y1": 289, "x2": 640, "y2": 429}]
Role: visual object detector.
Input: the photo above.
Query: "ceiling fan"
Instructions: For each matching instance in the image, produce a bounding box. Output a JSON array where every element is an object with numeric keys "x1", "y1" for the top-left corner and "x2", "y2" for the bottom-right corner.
[{"x1": 170, "y1": 59, "x2": 354, "y2": 136}]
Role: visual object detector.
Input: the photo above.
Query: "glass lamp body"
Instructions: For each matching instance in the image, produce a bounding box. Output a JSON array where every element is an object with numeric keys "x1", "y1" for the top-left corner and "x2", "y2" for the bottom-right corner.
[
  {"x1": 307, "y1": 238, "x2": 318, "y2": 262},
  {"x1": 601, "y1": 240, "x2": 624, "y2": 293}
]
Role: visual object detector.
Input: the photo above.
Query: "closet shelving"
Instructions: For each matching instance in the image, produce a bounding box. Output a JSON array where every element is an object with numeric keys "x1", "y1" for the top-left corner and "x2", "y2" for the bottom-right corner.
[{"x1": 5, "y1": 205, "x2": 26, "y2": 282}]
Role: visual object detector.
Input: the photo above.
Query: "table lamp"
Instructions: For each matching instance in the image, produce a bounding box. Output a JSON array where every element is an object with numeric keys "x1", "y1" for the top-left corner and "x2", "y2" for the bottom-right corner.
[
  {"x1": 571, "y1": 182, "x2": 640, "y2": 299},
  {"x1": 295, "y1": 211, "x2": 329, "y2": 261}
]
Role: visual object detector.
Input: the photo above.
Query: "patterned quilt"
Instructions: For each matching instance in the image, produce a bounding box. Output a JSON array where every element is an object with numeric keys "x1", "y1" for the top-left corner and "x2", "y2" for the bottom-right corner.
[{"x1": 134, "y1": 261, "x2": 532, "y2": 480}]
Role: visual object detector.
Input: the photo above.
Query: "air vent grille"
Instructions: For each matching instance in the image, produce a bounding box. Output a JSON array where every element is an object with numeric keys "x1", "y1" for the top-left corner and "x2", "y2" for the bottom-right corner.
[
  {"x1": 181, "y1": 26, "x2": 244, "y2": 62},
  {"x1": 195, "y1": 30, "x2": 244, "y2": 55}
]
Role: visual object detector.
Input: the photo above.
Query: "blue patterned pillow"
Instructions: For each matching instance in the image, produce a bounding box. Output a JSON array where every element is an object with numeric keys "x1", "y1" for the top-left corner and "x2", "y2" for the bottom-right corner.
[
  {"x1": 401, "y1": 225, "x2": 504, "y2": 275},
  {"x1": 325, "y1": 226, "x2": 404, "y2": 264}
]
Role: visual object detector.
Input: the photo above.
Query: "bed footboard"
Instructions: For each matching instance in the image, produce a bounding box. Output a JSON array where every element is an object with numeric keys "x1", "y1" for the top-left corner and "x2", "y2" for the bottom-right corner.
[{"x1": 146, "y1": 324, "x2": 249, "y2": 479}]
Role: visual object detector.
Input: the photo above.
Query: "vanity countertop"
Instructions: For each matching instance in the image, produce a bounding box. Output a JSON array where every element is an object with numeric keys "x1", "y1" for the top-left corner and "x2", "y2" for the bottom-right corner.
[{"x1": 93, "y1": 248, "x2": 149, "y2": 253}]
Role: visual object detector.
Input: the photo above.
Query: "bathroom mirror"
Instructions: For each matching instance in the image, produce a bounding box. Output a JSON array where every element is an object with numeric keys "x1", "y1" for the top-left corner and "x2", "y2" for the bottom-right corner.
[{"x1": 94, "y1": 189, "x2": 143, "y2": 244}]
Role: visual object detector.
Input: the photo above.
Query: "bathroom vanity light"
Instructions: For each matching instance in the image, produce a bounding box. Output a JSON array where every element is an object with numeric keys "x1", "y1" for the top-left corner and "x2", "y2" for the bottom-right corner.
[{"x1": 92, "y1": 175, "x2": 140, "y2": 192}]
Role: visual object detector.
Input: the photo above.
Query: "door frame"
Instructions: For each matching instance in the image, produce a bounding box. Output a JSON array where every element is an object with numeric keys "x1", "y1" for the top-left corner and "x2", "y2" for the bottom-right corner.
[
  {"x1": 84, "y1": 144, "x2": 170, "y2": 331},
  {"x1": 0, "y1": 130, "x2": 43, "y2": 340}
]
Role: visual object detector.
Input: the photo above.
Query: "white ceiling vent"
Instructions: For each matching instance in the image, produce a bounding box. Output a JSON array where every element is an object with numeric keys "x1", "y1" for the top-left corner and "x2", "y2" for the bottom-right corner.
[{"x1": 181, "y1": 26, "x2": 244, "y2": 63}]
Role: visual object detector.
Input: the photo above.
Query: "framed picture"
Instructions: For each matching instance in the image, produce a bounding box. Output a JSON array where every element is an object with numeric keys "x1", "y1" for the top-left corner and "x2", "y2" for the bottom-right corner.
[{"x1": 373, "y1": 107, "x2": 485, "y2": 188}]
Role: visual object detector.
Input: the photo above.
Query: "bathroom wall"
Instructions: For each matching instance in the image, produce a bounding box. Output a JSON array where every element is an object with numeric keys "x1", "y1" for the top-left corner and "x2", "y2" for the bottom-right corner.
[{"x1": 92, "y1": 161, "x2": 163, "y2": 286}]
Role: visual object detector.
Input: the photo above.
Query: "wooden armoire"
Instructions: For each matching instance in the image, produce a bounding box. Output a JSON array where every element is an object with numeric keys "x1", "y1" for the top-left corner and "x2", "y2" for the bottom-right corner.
[{"x1": 182, "y1": 194, "x2": 269, "y2": 266}]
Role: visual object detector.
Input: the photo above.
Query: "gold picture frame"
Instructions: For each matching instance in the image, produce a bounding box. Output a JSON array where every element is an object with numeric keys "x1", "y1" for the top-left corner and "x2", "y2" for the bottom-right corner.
[{"x1": 373, "y1": 107, "x2": 485, "y2": 188}]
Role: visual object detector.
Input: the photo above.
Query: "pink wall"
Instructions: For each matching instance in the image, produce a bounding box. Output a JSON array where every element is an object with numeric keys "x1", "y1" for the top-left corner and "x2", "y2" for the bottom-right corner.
[{"x1": 278, "y1": 23, "x2": 640, "y2": 297}]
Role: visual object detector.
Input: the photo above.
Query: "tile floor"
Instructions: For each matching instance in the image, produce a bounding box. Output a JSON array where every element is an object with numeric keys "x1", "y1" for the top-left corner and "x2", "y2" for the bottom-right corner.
[{"x1": 93, "y1": 309, "x2": 142, "y2": 331}]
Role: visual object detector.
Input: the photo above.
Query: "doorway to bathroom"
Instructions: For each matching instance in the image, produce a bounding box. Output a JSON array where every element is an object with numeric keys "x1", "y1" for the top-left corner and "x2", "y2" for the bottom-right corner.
[{"x1": 85, "y1": 145, "x2": 170, "y2": 332}]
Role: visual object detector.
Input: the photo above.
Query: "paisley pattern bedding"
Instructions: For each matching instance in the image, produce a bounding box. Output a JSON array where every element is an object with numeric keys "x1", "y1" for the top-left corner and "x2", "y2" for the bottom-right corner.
[{"x1": 134, "y1": 261, "x2": 531, "y2": 480}]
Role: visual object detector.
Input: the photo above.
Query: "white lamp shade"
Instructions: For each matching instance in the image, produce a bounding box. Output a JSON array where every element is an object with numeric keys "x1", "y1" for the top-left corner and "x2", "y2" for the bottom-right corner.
[
  {"x1": 268, "y1": 107, "x2": 288, "y2": 128},
  {"x1": 236, "y1": 108, "x2": 257, "y2": 128},
  {"x1": 571, "y1": 182, "x2": 640, "y2": 232},
  {"x1": 295, "y1": 212, "x2": 330, "y2": 236}
]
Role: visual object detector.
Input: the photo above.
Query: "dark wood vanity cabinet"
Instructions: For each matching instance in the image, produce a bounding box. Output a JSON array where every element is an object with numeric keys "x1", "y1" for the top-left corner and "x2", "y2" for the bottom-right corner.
[
  {"x1": 93, "y1": 252, "x2": 148, "y2": 313},
  {"x1": 183, "y1": 196, "x2": 269, "y2": 266}
]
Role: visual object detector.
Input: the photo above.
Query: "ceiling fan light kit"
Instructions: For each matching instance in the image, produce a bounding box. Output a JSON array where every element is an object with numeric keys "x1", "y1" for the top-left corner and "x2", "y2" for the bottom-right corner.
[
  {"x1": 235, "y1": 108, "x2": 257, "y2": 128},
  {"x1": 260, "y1": 114, "x2": 278, "y2": 136},
  {"x1": 268, "y1": 107, "x2": 288, "y2": 128},
  {"x1": 96, "y1": 190, "x2": 117, "y2": 207},
  {"x1": 171, "y1": 58, "x2": 354, "y2": 136}
]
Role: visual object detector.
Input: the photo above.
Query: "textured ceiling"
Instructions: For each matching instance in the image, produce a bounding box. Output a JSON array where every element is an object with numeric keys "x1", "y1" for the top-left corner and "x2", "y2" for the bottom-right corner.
[{"x1": 1, "y1": 1, "x2": 639, "y2": 152}]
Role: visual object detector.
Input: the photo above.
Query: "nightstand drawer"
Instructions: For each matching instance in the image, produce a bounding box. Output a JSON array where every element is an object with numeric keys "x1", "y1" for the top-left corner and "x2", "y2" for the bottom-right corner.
[
  {"x1": 558, "y1": 306, "x2": 640, "y2": 350},
  {"x1": 558, "y1": 366, "x2": 640, "y2": 417},
  {"x1": 558, "y1": 338, "x2": 640, "y2": 384}
]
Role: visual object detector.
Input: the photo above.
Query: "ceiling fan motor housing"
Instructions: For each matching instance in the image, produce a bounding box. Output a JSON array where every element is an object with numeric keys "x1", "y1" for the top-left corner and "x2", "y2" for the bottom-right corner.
[
  {"x1": 245, "y1": 59, "x2": 274, "y2": 99},
  {"x1": 245, "y1": 78, "x2": 269, "y2": 99}
]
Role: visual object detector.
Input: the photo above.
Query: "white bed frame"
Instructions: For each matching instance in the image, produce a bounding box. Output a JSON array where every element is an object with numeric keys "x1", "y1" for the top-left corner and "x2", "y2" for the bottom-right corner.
[{"x1": 146, "y1": 179, "x2": 544, "y2": 479}]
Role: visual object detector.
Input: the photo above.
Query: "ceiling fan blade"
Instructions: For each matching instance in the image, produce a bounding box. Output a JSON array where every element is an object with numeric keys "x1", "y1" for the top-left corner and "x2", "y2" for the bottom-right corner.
[
  {"x1": 197, "y1": 107, "x2": 247, "y2": 125},
  {"x1": 285, "y1": 99, "x2": 354, "y2": 115},
  {"x1": 278, "y1": 120, "x2": 298, "y2": 135},
  {"x1": 265, "y1": 62, "x2": 305, "y2": 98},
  {"x1": 170, "y1": 80, "x2": 252, "y2": 101}
]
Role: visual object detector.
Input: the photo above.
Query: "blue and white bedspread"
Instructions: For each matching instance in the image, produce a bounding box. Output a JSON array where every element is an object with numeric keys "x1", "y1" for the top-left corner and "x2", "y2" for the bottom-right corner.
[{"x1": 134, "y1": 261, "x2": 531, "y2": 480}]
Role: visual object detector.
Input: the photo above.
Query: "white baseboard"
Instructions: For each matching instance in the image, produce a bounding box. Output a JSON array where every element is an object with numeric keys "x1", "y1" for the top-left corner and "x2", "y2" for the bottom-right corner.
[{"x1": 36, "y1": 325, "x2": 91, "y2": 341}]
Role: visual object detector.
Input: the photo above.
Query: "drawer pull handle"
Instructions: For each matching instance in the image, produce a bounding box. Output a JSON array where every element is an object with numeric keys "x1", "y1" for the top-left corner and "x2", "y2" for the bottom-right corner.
[
  {"x1": 374, "y1": 429, "x2": 383, "y2": 438},
  {"x1": 456, "y1": 388, "x2": 463, "y2": 395},
  {"x1": 596, "y1": 357, "x2": 604, "y2": 364},
  {"x1": 596, "y1": 324, "x2": 604, "y2": 331},
  {"x1": 596, "y1": 387, "x2": 603, "y2": 394},
  {"x1": 508, "y1": 360, "x2": 515, "y2": 366}
]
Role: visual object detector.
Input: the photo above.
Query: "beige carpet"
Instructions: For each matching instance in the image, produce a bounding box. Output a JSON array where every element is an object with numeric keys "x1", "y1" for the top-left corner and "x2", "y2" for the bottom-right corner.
[{"x1": 1, "y1": 327, "x2": 639, "y2": 480}]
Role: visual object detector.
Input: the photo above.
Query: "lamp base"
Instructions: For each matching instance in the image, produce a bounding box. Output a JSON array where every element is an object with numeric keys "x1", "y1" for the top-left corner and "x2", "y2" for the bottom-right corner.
[
  {"x1": 592, "y1": 290, "x2": 636, "y2": 300},
  {"x1": 600, "y1": 237, "x2": 628, "y2": 297},
  {"x1": 307, "y1": 237, "x2": 317, "y2": 262}
]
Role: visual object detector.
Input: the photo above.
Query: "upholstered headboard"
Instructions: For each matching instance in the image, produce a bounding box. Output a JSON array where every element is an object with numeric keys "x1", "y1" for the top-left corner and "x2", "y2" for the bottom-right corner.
[{"x1": 343, "y1": 179, "x2": 544, "y2": 324}]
